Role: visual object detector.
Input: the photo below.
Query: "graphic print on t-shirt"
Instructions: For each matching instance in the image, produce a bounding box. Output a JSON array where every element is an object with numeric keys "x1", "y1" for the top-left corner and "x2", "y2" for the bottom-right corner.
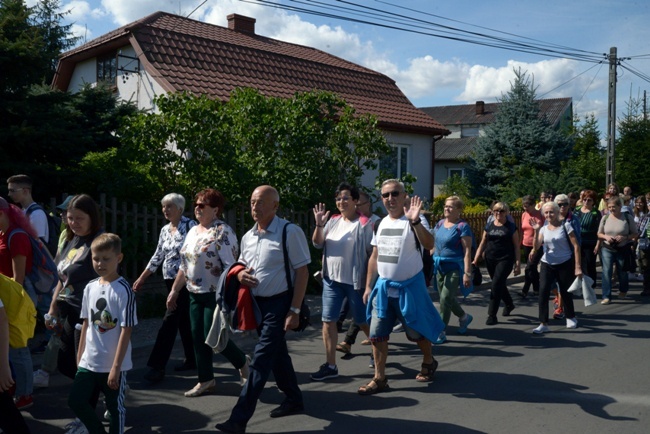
[
  {"x1": 377, "y1": 228, "x2": 405, "y2": 264},
  {"x1": 91, "y1": 298, "x2": 118, "y2": 333}
]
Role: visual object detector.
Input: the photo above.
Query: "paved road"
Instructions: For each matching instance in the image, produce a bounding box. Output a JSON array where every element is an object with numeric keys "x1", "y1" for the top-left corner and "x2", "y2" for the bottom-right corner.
[{"x1": 22, "y1": 277, "x2": 650, "y2": 433}]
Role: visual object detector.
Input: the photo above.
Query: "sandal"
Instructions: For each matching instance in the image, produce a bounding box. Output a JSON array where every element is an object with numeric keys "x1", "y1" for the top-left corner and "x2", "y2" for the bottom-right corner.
[
  {"x1": 336, "y1": 342, "x2": 351, "y2": 354},
  {"x1": 358, "y1": 377, "x2": 389, "y2": 395},
  {"x1": 361, "y1": 339, "x2": 371, "y2": 345},
  {"x1": 415, "y1": 360, "x2": 439, "y2": 382}
]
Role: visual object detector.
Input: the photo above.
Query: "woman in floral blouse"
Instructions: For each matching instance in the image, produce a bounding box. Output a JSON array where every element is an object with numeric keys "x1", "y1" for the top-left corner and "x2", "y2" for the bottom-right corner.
[
  {"x1": 166, "y1": 189, "x2": 248, "y2": 397},
  {"x1": 133, "y1": 193, "x2": 197, "y2": 383}
]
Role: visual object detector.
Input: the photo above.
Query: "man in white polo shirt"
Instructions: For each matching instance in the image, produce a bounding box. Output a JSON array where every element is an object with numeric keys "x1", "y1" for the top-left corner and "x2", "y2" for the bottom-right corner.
[
  {"x1": 359, "y1": 179, "x2": 444, "y2": 396},
  {"x1": 216, "y1": 185, "x2": 310, "y2": 434}
]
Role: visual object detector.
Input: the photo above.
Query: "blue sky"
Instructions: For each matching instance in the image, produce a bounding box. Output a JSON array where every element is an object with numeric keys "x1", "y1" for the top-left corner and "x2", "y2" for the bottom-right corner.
[{"x1": 33, "y1": 0, "x2": 650, "y2": 133}]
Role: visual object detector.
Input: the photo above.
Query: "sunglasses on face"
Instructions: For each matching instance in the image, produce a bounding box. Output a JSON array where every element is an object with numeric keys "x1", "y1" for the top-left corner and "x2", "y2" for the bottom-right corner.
[
  {"x1": 195, "y1": 203, "x2": 208, "y2": 209},
  {"x1": 557, "y1": 202, "x2": 569, "y2": 207},
  {"x1": 493, "y1": 209, "x2": 504, "y2": 213},
  {"x1": 381, "y1": 191, "x2": 401, "y2": 199}
]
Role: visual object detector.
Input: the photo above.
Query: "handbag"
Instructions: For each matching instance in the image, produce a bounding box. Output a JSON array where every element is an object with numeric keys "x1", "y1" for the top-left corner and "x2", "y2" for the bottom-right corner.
[{"x1": 639, "y1": 237, "x2": 650, "y2": 252}]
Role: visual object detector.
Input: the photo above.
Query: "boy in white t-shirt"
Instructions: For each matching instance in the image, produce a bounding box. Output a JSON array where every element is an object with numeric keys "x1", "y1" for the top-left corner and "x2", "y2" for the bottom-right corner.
[{"x1": 68, "y1": 233, "x2": 137, "y2": 434}]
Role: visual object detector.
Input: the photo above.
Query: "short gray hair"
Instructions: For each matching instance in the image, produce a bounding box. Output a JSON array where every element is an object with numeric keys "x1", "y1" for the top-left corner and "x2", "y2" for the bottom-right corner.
[
  {"x1": 542, "y1": 201, "x2": 559, "y2": 214},
  {"x1": 161, "y1": 193, "x2": 186, "y2": 211},
  {"x1": 554, "y1": 194, "x2": 569, "y2": 204},
  {"x1": 381, "y1": 179, "x2": 405, "y2": 192}
]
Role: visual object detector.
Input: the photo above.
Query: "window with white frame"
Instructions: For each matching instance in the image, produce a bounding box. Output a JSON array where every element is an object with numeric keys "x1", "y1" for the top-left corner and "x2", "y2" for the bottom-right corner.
[
  {"x1": 380, "y1": 144, "x2": 409, "y2": 179},
  {"x1": 448, "y1": 168, "x2": 465, "y2": 178}
]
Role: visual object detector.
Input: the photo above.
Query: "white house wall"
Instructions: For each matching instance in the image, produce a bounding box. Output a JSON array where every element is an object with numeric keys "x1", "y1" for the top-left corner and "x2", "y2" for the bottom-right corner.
[
  {"x1": 66, "y1": 44, "x2": 166, "y2": 113},
  {"x1": 360, "y1": 131, "x2": 434, "y2": 202}
]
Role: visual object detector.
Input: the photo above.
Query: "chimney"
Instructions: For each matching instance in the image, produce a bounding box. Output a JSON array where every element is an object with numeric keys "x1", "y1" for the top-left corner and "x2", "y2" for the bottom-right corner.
[
  {"x1": 227, "y1": 14, "x2": 256, "y2": 34},
  {"x1": 475, "y1": 101, "x2": 485, "y2": 115}
]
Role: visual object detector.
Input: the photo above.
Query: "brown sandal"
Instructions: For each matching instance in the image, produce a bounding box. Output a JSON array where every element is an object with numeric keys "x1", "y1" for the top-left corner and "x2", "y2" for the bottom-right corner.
[
  {"x1": 415, "y1": 360, "x2": 439, "y2": 382},
  {"x1": 358, "y1": 377, "x2": 389, "y2": 395},
  {"x1": 336, "y1": 342, "x2": 351, "y2": 354}
]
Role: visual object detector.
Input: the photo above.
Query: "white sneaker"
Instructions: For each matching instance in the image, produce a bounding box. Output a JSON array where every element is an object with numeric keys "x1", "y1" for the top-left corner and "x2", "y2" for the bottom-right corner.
[
  {"x1": 392, "y1": 323, "x2": 405, "y2": 333},
  {"x1": 532, "y1": 324, "x2": 550, "y2": 334},
  {"x1": 566, "y1": 317, "x2": 578, "y2": 329},
  {"x1": 64, "y1": 418, "x2": 89, "y2": 434},
  {"x1": 33, "y1": 369, "x2": 49, "y2": 389}
]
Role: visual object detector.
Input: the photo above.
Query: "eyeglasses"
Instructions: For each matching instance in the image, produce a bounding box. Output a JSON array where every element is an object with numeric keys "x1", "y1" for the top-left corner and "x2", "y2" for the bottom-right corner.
[
  {"x1": 557, "y1": 202, "x2": 569, "y2": 207},
  {"x1": 493, "y1": 209, "x2": 504, "y2": 213},
  {"x1": 195, "y1": 203, "x2": 207, "y2": 209},
  {"x1": 381, "y1": 191, "x2": 401, "y2": 199},
  {"x1": 335, "y1": 196, "x2": 351, "y2": 202},
  {"x1": 584, "y1": 198, "x2": 593, "y2": 203}
]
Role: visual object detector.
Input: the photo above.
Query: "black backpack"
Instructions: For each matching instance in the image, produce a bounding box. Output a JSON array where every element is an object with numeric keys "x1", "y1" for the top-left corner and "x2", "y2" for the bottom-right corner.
[{"x1": 25, "y1": 203, "x2": 60, "y2": 257}]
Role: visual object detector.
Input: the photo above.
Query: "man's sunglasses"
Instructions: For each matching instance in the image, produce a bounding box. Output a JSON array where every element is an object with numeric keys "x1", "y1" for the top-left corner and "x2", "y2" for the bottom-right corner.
[{"x1": 381, "y1": 191, "x2": 401, "y2": 199}]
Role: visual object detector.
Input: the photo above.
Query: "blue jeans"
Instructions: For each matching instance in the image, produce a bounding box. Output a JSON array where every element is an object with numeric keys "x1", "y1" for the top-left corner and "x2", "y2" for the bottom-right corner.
[
  {"x1": 8, "y1": 347, "x2": 33, "y2": 396},
  {"x1": 600, "y1": 247, "x2": 629, "y2": 299},
  {"x1": 229, "y1": 291, "x2": 302, "y2": 426},
  {"x1": 321, "y1": 278, "x2": 367, "y2": 324}
]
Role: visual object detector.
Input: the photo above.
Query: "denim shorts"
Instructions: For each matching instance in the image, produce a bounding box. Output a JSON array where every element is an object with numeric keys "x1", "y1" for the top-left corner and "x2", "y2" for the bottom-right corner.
[
  {"x1": 321, "y1": 277, "x2": 367, "y2": 324},
  {"x1": 369, "y1": 296, "x2": 423, "y2": 342}
]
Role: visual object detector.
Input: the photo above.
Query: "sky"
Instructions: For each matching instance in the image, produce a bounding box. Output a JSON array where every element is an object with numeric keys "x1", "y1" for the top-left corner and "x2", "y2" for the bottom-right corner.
[{"x1": 30, "y1": 0, "x2": 650, "y2": 135}]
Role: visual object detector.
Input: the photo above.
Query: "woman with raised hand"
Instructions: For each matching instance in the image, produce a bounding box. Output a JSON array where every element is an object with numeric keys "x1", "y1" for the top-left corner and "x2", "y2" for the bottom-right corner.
[
  {"x1": 311, "y1": 183, "x2": 373, "y2": 381},
  {"x1": 167, "y1": 189, "x2": 249, "y2": 397},
  {"x1": 134, "y1": 193, "x2": 197, "y2": 383},
  {"x1": 530, "y1": 201, "x2": 581, "y2": 334},
  {"x1": 473, "y1": 202, "x2": 520, "y2": 325}
]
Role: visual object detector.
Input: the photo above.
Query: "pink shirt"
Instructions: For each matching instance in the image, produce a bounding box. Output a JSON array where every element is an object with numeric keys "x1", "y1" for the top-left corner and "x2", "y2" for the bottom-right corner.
[{"x1": 521, "y1": 211, "x2": 544, "y2": 247}]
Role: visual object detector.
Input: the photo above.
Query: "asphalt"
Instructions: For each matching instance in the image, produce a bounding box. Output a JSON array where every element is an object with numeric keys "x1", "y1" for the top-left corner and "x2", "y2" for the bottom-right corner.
[{"x1": 20, "y1": 269, "x2": 650, "y2": 434}]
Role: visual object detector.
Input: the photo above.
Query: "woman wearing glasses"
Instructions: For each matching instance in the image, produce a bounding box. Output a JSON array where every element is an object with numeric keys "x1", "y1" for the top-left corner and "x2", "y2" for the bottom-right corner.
[
  {"x1": 575, "y1": 190, "x2": 602, "y2": 287},
  {"x1": 431, "y1": 196, "x2": 474, "y2": 343},
  {"x1": 311, "y1": 183, "x2": 373, "y2": 381},
  {"x1": 473, "y1": 202, "x2": 520, "y2": 325},
  {"x1": 166, "y1": 188, "x2": 248, "y2": 397}
]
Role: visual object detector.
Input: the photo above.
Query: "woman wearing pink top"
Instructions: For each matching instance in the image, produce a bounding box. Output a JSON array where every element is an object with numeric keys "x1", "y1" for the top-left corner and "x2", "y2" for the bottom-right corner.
[{"x1": 521, "y1": 195, "x2": 544, "y2": 297}]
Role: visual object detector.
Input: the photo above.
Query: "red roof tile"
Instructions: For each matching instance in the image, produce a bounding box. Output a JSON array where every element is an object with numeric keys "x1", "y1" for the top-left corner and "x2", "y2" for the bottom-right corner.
[{"x1": 54, "y1": 11, "x2": 448, "y2": 135}]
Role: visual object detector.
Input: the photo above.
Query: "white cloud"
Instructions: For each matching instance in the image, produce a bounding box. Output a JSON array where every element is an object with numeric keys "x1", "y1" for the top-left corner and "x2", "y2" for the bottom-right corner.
[
  {"x1": 390, "y1": 56, "x2": 469, "y2": 99},
  {"x1": 61, "y1": 1, "x2": 91, "y2": 22},
  {"x1": 69, "y1": 23, "x2": 93, "y2": 42}
]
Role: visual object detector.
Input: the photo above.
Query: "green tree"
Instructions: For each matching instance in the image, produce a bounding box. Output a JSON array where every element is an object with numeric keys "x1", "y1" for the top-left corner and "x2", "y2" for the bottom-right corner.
[
  {"x1": 569, "y1": 113, "x2": 605, "y2": 191},
  {"x1": 615, "y1": 96, "x2": 650, "y2": 193},
  {"x1": 118, "y1": 88, "x2": 391, "y2": 211},
  {"x1": 468, "y1": 68, "x2": 574, "y2": 199}
]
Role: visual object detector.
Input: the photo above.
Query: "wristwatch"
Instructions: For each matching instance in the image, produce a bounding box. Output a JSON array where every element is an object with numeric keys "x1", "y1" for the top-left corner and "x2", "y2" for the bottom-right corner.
[{"x1": 289, "y1": 306, "x2": 301, "y2": 315}]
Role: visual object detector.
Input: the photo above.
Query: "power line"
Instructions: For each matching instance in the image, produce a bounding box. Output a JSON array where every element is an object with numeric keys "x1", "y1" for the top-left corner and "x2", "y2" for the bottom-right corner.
[{"x1": 538, "y1": 62, "x2": 604, "y2": 99}]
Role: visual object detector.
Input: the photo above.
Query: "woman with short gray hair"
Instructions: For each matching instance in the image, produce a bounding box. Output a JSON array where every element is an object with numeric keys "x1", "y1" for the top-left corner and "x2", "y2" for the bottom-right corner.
[{"x1": 133, "y1": 193, "x2": 197, "y2": 383}]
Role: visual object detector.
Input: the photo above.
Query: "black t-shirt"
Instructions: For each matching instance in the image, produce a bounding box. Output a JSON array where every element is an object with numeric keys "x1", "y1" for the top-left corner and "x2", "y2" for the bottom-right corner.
[
  {"x1": 484, "y1": 220, "x2": 517, "y2": 262},
  {"x1": 55, "y1": 231, "x2": 103, "y2": 310}
]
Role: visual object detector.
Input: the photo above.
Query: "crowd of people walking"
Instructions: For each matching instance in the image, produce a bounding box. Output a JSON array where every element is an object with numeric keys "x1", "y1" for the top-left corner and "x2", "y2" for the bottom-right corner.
[{"x1": 2, "y1": 174, "x2": 650, "y2": 434}]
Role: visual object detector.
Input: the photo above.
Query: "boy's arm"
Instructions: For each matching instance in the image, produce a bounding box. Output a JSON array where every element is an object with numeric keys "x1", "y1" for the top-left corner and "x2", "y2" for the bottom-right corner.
[
  {"x1": 108, "y1": 326, "x2": 133, "y2": 390},
  {"x1": 76, "y1": 319, "x2": 88, "y2": 366}
]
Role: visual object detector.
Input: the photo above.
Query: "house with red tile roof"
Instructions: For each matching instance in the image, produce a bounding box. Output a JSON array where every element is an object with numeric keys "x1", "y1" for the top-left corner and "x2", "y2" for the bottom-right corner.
[
  {"x1": 419, "y1": 98, "x2": 572, "y2": 196},
  {"x1": 52, "y1": 11, "x2": 449, "y2": 200}
]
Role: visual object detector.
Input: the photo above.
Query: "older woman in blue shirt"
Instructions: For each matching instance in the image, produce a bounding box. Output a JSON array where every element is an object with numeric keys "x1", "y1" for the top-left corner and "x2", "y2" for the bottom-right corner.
[{"x1": 133, "y1": 193, "x2": 197, "y2": 383}]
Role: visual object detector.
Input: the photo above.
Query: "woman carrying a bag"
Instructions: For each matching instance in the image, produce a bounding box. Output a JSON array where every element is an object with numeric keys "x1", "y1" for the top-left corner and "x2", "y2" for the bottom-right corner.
[{"x1": 597, "y1": 196, "x2": 638, "y2": 304}]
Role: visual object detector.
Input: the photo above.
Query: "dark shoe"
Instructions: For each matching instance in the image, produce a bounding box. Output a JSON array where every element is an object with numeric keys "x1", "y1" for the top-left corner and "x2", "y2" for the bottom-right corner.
[
  {"x1": 358, "y1": 377, "x2": 389, "y2": 395},
  {"x1": 144, "y1": 368, "x2": 165, "y2": 383},
  {"x1": 269, "y1": 401, "x2": 304, "y2": 418},
  {"x1": 502, "y1": 305, "x2": 515, "y2": 317},
  {"x1": 310, "y1": 363, "x2": 338, "y2": 381},
  {"x1": 174, "y1": 361, "x2": 196, "y2": 372},
  {"x1": 486, "y1": 316, "x2": 498, "y2": 326},
  {"x1": 519, "y1": 291, "x2": 528, "y2": 299},
  {"x1": 215, "y1": 419, "x2": 246, "y2": 434}
]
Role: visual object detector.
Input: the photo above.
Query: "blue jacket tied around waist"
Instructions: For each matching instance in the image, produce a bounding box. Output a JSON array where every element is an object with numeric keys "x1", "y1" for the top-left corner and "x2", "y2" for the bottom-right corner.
[{"x1": 367, "y1": 271, "x2": 444, "y2": 343}]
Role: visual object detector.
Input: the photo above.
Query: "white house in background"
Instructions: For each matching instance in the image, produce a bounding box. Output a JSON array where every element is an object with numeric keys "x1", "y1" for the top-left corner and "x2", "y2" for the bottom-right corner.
[
  {"x1": 420, "y1": 98, "x2": 573, "y2": 196},
  {"x1": 52, "y1": 11, "x2": 449, "y2": 200}
]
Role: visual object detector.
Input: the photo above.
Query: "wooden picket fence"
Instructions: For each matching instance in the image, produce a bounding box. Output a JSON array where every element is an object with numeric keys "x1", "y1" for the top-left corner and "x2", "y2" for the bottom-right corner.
[{"x1": 45, "y1": 194, "x2": 522, "y2": 286}]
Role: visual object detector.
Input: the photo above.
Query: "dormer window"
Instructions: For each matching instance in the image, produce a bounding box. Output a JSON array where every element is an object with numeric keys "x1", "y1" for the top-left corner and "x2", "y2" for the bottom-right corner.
[{"x1": 97, "y1": 53, "x2": 117, "y2": 84}]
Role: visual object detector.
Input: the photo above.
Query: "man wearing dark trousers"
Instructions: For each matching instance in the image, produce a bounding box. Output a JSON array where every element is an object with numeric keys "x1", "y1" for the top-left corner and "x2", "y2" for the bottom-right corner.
[{"x1": 216, "y1": 185, "x2": 310, "y2": 434}]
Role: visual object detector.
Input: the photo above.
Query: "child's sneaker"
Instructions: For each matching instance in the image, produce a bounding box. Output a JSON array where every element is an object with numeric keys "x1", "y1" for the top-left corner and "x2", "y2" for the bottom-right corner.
[
  {"x1": 64, "y1": 418, "x2": 89, "y2": 434},
  {"x1": 33, "y1": 369, "x2": 49, "y2": 389},
  {"x1": 14, "y1": 394, "x2": 33, "y2": 410}
]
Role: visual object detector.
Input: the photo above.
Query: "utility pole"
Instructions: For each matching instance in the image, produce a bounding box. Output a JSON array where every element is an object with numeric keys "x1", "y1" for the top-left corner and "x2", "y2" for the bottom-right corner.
[{"x1": 605, "y1": 47, "x2": 617, "y2": 188}]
